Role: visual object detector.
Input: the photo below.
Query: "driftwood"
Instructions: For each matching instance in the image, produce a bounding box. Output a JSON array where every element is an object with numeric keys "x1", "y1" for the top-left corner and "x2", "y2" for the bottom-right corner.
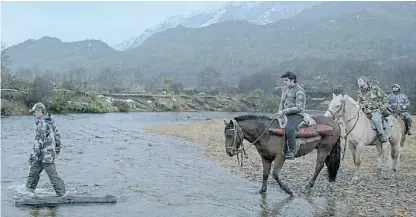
[{"x1": 15, "y1": 194, "x2": 117, "y2": 207}]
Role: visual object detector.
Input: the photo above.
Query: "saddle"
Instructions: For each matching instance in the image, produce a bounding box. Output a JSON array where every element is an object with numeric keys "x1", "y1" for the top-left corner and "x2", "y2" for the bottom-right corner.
[{"x1": 268, "y1": 113, "x2": 335, "y2": 138}]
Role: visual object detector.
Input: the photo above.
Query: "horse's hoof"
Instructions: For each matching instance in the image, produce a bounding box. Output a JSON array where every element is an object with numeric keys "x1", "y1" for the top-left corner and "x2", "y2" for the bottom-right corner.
[
  {"x1": 257, "y1": 189, "x2": 267, "y2": 194},
  {"x1": 350, "y1": 177, "x2": 359, "y2": 185},
  {"x1": 375, "y1": 168, "x2": 382, "y2": 177},
  {"x1": 382, "y1": 171, "x2": 396, "y2": 180},
  {"x1": 375, "y1": 166, "x2": 382, "y2": 172},
  {"x1": 326, "y1": 183, "x2": 334, "y2": 192},
  {"x1": 304, "y1": 185, "x2": 312, "y2": 194},
  {"x1": 290, "y1": 192, "x2": 297, "y2": 198}
]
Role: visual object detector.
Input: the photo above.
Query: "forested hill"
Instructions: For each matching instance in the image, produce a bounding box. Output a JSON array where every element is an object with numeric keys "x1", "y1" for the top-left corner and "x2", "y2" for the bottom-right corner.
[{"x1": 4, "y1": 1, "x2": 416, "y2": 93}]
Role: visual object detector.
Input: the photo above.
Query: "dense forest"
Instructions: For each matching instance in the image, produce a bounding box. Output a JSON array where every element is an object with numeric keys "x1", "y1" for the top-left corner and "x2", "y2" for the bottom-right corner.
[{"x1": 2, "y1": 1, "x2": 416, "y2": 114}]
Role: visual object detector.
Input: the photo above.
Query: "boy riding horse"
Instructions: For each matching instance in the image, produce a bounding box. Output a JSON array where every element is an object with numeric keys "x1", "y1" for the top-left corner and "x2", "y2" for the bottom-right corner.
[{"x1": 388, "y1": 84, "x2": 412, "y2": 135}]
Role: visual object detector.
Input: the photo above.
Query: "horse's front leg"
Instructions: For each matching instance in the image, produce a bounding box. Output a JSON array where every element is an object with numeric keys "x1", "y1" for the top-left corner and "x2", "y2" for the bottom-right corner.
[
  {"x1": 391, "y1": 141, "x2": 401, "y2": 176},
  {"x1": 375, "y1": 142, "x2": 385, "y2": 177},
  {"x1": 388, "y1": 135, "x2": 401, "y2": 179},
  {"x1": 306, "y1": 147, "x2": 328, "y2": 193},
  {"x1": 351, "y1": 143, "x2": 364, "y2": 184},
  {"x1": 259, "y1": 158, "x2": 272, "y2": 194},
  {"x1": 272, "y1": 155, "x2": 295, "y2": 197}
]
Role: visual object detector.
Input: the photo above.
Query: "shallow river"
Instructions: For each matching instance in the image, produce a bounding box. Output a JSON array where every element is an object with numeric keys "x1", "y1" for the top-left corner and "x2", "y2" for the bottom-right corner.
[{"x1": 2, "y1": 111, "x2": 346, "y2": 217}]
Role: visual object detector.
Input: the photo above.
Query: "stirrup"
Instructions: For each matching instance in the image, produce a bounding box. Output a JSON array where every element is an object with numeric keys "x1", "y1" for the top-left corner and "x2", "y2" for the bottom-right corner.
[{"x1": 284, "y1": 151, "x2": 295, "y2": 160}]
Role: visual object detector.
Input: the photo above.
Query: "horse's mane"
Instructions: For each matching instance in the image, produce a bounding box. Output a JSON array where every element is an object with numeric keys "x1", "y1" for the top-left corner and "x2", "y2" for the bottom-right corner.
[
  {"x1": 342, "y1": 94, "x2": 360, "y2": 108},
  {"x1": 234, "y1": 114, "x2": 272, "y2": 122},
  {"x1": 234, "y1": 114, "x2": 279, "y2": 130}
]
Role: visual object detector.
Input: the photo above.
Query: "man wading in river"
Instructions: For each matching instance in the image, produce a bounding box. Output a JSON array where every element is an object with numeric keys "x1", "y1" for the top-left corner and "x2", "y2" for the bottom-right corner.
[
  {"x1": 26, "y1": 102, "x2": 66, "y2": 197},
  {"x1": 277, "y1": 71, "x2": 306, "y2": 160},
  {"x1": 357, "y1": 76, "x2": 390, "y2": 143}
]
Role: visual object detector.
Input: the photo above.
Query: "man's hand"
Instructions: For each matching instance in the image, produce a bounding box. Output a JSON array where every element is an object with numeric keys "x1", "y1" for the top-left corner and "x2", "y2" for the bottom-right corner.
[
  {"x1": 29, "y1": 154, "x2": 34, "y2": 165},
  {"x1": 402, "y1": 105, "x2": 407, "y2": 110},
  {"x1": 381, "y1": 109, "x2": 390, "y2": 117},
  {"x1": 276, "y1": 110, "x2": 283, "y2": 117}
]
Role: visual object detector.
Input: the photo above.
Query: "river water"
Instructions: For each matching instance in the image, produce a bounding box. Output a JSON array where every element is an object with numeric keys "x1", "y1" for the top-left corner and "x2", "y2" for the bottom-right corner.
[{"x1": 1, "y1": 111, "x2": 347, "y2": 217}]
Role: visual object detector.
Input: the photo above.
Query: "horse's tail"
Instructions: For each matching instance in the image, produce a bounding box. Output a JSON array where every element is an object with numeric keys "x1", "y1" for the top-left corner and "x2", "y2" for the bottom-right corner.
[{"x1": 325, "y1": 137, "x2": 341, "y2": 182}]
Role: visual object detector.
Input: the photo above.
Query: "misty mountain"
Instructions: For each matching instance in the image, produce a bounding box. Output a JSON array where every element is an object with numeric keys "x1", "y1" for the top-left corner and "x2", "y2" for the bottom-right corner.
[
  {"x1": 3, "y1": 1, "x2": 416, "y2": 88},
  {"x1": 113, "y1": 1, "x2": 317, "y2": 51},
  {"x1": 5, "y1": 36, "x2": 116, "y2": 74}
]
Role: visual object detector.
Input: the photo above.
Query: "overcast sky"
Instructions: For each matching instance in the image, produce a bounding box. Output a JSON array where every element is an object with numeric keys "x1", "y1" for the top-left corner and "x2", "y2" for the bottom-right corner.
[{"x1": 1, "y1": 1, "x2": 225, "y2": 48}]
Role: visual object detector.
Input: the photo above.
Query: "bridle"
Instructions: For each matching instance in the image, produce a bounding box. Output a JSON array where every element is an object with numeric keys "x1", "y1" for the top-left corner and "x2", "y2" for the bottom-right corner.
[
  {"x1": 225, "y1": 120, "x2": 246, "y2": 166},
  {"x1": 225, "y1": 115, "x2": 278, "y2": 167},
  {"x1": 326, "y1": 96, "x2": 360, "y2": 160}
]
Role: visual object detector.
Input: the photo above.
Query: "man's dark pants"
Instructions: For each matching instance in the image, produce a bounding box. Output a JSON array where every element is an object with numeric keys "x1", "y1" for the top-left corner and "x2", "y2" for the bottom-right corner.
[
  {"x1": 26, "y1": 160, "x2": 66, "y2": 196},
  {"x1": 285, "y1": 114, "x2": 303, "y2": 159}
]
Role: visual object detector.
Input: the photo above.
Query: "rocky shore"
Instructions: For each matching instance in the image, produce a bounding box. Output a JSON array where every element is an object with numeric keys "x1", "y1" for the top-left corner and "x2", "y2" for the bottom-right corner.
[
  {"x1": 1, "y1": 87, "x2": 330, "y2": 117},
  {"x1": 145, "y1": 117, "x2": 416, "y2": 217}
]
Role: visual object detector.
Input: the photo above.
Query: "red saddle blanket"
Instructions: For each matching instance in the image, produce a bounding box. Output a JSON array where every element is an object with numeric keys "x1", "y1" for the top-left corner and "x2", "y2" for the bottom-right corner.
[{"x1": 268, "y1": 124, "x2": 334, "y2": 138}]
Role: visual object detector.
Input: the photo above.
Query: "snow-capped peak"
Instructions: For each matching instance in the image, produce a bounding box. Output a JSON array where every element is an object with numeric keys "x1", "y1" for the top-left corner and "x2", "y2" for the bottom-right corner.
[{"x1": 113, "y1": 1, "x2": 317, "y2": 51}]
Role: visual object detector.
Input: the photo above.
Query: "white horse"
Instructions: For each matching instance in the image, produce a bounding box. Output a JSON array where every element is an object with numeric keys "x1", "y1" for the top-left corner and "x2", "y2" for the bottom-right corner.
[{"x1": 324, "y1": 93, "x2": 403, "y2": 184}]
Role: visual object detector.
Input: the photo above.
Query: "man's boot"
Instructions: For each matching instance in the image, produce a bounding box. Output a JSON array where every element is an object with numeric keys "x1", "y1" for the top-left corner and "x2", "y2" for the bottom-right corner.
[
  {"x1": 378, "y1": 133, "x2": 388, "y2": 143},
  {"x1": 26, "y1": 187, "x2": 35, "y2": 193},
  {"x1": 407, "y1": 123, "x2": 412, "y2": 135},
  {"x1": 372, "y1": 117, "x2": 388, "y2": 143},
  {"x1": 285, "y1": 138, "x2": 296, "y2": 160},
  {"x1": 377, "y1": 125, "x2": 388, "y2": 142},
  {"x1": 403, "y1": 113, "x2": 412, "y2": 135}
]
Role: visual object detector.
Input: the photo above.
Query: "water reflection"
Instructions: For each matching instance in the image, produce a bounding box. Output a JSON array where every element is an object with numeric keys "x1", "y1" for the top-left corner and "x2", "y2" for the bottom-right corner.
[
  {"x1": 260, "y1": 193, "x2": 269, "y2": 217},
  {"x1": 260, "y1": 193, "x2": 296, "y2": 217},
  {"x1": 259, "y1": 193, "x2": 349, "y2": 217},
  {"x1": 30, "y1": 207, "x2": 57, "y2": 217},
  {"x1": 3, "y1": 112, "x2": 347, "y2": 217}
]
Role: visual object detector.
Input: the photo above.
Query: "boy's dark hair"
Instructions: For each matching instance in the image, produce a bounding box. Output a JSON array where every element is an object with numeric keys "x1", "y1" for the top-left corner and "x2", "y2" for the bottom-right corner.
[{"x1": 281, "y1": 71, "x2": 297, "y2": 83}]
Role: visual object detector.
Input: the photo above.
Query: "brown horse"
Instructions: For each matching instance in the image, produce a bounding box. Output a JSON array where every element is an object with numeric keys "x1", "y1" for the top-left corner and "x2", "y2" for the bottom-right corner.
[{"x1": 223, "y1": 114, "x2": 342, "y2": 196}]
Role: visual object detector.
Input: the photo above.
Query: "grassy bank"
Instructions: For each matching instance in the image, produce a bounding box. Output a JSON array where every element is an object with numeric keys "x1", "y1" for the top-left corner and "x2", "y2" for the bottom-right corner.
[
  {"x1": 144, "y1": 117, "x2": 416, "y2": 217},
  {"x1": 2, "y1": 89, "x2": 331, "y2": 117},
  {"x1": 1, "y1": 91, "x2": 261, "y2": 116},
  {"x1": 1, "y1": 89, "x2": 116, "y2": 116}
]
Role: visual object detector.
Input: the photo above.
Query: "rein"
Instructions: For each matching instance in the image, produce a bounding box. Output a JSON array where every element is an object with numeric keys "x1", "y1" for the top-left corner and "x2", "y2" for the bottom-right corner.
[
  {"x1": 326, "y1": 98, "x2": 360, "y2": 161},
  {"x1": 228, "y1": 114, "x2": 280, "y2": 167}
]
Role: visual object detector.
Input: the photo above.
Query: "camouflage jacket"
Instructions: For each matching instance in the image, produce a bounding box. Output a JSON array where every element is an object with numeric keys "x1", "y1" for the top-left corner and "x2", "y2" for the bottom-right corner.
[
  {"x1": 278, "y1": 83, "x2": 306, "y2": 115},
  {"x1": 357, "y1": 85, "x2": 389, "y2": 113},
  {"x1": 388, "y1": 92, "x2": 410, "y2": 112},
  {"x1": 30, "y1": 114, "x2": 62, "y2": 164}
]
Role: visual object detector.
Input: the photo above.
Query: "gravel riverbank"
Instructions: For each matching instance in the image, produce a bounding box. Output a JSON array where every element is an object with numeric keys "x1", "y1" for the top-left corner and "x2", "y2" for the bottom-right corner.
[{"x1": 145, "y1": 118, "x2": 416, "y2": 217}]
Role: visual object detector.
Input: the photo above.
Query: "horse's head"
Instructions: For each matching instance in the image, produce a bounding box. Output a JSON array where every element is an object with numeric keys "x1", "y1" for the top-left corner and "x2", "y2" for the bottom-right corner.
[
  {"x1": 223, "y1": 119, "x2": 244, "y2": 157},
  {"x1": 325, "y1": 93, "x2": 358, "y2": 120}
]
